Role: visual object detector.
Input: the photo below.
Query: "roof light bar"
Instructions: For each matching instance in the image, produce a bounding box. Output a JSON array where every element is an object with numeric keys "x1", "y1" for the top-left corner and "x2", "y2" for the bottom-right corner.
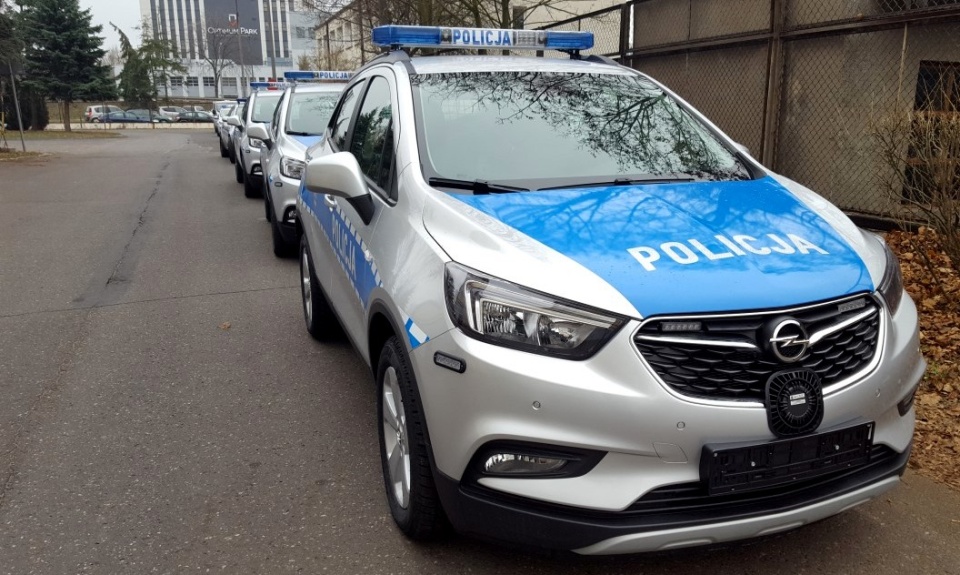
[
  {"x1": 250, "y1": 81, "x2": 286, "y2": 91},
  {"x1": 284, "y1": 70, "x2": 352, "y2": 81},
  {"x1": 371, "y1": 25, "x2": 593, "y2": 52}
]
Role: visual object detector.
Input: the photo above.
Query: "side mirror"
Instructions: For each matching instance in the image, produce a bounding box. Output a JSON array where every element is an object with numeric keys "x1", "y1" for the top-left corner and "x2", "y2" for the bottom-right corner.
[
  {"x1": 247, "y1": 124, "x2": 271, "y2": 149},
  {"x1": 226, "y1": 116, "x2": 242, "y2": 128},
  {"x1": 733, "y1": 143, "x2": 752, "y2": 158},
  {"x1": 303, "y1": 152, "x2": 375, "y2": 224}
]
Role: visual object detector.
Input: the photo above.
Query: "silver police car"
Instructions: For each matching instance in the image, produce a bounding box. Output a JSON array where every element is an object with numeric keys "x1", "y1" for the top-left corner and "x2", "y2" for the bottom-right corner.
[
  {"x1": 250, "y1": 72, "x2": 347, "y2": 257},
  {"x1": 295, "y1": 25, "x2": 925, "y2": 554},
  {"x1": 226, "y1": 84, "x2": 284, "y2": 198}
]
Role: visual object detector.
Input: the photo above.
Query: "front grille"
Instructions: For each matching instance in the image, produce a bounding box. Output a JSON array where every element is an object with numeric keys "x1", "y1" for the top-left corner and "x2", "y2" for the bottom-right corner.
[
  {"x1": 634, "y1": 295, "x2": 882, "y2": 401},
  {"x1": 626, "y1": 444, "x2": 898, "y2": 515}
]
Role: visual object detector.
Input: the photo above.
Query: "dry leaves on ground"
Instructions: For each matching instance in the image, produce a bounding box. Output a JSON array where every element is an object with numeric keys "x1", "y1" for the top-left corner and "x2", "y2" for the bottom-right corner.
[{"x1": 887, "y1": 227, "x2": 960, "y2": 491}]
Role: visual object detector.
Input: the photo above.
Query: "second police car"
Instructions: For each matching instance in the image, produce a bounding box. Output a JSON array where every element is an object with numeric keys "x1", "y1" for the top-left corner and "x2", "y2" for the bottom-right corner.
[
  {"x1": 294, "y1": 26, "x2": 925, "y2": 554},
  {"x1": 226, "y1": 82, "x2": 284, "y2": 198},
  {"x1": 249, "y1": 71, "x2": 350, "y2": 257}
]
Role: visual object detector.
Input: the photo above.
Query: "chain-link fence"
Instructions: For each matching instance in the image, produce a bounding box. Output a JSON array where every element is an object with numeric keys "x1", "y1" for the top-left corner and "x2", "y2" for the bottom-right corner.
[
  {"x1": 535, "y1": 5, "x2": 624, "y2": 58},
  {"x1": 545, "y1": 0, "x2": 960, "y2": 222}
]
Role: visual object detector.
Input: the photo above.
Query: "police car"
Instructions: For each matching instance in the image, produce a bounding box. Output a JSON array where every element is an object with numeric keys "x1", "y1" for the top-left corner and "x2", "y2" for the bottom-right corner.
[
  {"x1": 226, "y1": 83, "x2": 284, "y2": 198},
  {"x1": 294, "y1": 25, "x2": 925, "y2": 554},
  {"x1": 248, "y1": 71, "x2": 349, "y2": 257}
]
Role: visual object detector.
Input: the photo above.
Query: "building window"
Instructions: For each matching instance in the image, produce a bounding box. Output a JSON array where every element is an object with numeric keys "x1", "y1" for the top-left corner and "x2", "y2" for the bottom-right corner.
[
  {"x1": 222, "y1": 77, "x2": 237, "y2": 87},
  {"x1": 186, "y1": 76, "x2": 199, "y2": 87},
  {"x1": 170, "y1": 76, "x2": 184, "y2": 87},
  {"x1": 203, "y1": 76, "x2": 215, "y2": 87}
]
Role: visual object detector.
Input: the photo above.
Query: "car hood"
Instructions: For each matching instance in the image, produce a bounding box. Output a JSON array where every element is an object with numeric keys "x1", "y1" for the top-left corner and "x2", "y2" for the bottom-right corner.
[
  {"x1": 422, "y1": 176, "x2": 877, "y2": 318},
  {"x1": 279, "y1": 134, "x2": 323, "y2": 161}
]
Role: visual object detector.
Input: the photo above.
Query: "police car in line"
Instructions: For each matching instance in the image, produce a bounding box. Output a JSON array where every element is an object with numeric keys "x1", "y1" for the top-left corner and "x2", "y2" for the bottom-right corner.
[
  {"x1": 294, "y1": 25, "x2": 925, "y2": 554},
  {"x1": 225, "y1": 82, "x2": 285, "y2": 198},
  {"x1": 247, "y1": 71, "x2": 349, "y2": 257},
  {"x1": 215, "y1": 103, "x2": 238, "y2": 158}
]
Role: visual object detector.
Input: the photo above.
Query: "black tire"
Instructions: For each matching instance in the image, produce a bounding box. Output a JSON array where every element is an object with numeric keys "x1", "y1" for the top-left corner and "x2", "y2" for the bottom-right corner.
[
  {"x1": 377, "y1": 336, "x2": 445, "y2": 540},
  {"x1": 264, "y1": 193, "x2": 272, "y2": 221},
  {"x1": 219, "y1": 137, "x2": 228, "y2": 158},
  {"x1": 243, "y1": 169, "x2": 261, "y2": 198},
  {"x1": 271, "y1": 203, "x2": 294, "y2": 257},
  {"x1": 229, "y1": 144, "x2": 236, "y2": 164},
  {"x1": 235, "y1": 157, "x2": 244, "y2": 184},
  {"x1": 299, "y1": 234, "x2": 339, "y2": 340}
]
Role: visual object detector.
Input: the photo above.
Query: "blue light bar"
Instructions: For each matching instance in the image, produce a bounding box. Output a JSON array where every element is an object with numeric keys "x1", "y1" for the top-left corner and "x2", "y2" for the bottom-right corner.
[
  {"x1": 284, "y1": 70, "x2": 352, "y2": 81},
  {"x1": 371, "y1": 25, "x2": 593, "y2": 51},
  {"x1": 250, "y1": 81, "x2": 286, "y2": 91}
]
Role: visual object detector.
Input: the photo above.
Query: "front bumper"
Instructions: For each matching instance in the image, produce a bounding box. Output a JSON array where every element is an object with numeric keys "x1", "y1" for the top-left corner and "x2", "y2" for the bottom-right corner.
[
  {"x1": 410, "y1": 295, "x2": 924, "y2": 551},
  {"x1": 434, "y1": 445, "x2": 908, "y2": 553},
  {"x1": 268, "y1": 172, "x2": 300, "y2": 242}
]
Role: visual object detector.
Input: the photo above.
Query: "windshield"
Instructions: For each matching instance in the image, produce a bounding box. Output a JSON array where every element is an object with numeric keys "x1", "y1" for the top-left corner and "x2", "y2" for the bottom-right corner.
[
  {"x1": 412, "y1": 71, "x2": 751, "y2": 188},
  {"x1": 285, "y1": 92, "x2": 339, "y2": 135},
  {"x1": 252, "y1": 94, "x2": 282, "y2": 123}
]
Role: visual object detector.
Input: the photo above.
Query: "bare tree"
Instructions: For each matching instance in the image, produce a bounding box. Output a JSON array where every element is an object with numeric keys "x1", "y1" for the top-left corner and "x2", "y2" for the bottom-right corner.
[
  {"x1": 872, "y1": 74, "x2": 960, "y2": 281},
  {"x1": 195, "y1": 23, "x2": 236, "y2": 98}
]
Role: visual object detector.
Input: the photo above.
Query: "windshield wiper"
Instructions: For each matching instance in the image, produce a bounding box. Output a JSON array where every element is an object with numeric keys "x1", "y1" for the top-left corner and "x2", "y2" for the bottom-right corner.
[
  {"x1": 539, "y1": 175, "x2": 696, "y2": 191},
  {"x1": 428, "y1": 177, "x2": 528, "y2": 195},
  {"x1": 286, "y1": 130, "x2": 317, "y2": 136}
]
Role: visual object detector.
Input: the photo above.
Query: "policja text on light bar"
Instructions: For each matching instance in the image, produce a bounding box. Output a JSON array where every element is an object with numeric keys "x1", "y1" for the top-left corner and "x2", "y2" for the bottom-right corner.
[
  {"x1": 284, "y1": 71, "x2": 352, "y2": 82},
  {"x1": 371, "y1": 25, "x2": 594, "y2": 51}
]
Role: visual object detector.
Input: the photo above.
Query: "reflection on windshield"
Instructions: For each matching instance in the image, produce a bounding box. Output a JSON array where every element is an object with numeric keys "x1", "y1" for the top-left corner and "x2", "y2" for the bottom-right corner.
[
  {"x1": 286, "y1": 93, "x2": 339, "y2": 135},
  {"x1": 411, "y1": 71, "x2": 751, "y2": 186},
  {"x1": 252, "y1": 95, "x2": 282, "y2": 123}
]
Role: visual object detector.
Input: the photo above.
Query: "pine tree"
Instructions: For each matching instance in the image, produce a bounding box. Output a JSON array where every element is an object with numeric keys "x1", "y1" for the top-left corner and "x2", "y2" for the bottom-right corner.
[{"x1": 19, "y1": 0, "x2": 115, "y2": 131}]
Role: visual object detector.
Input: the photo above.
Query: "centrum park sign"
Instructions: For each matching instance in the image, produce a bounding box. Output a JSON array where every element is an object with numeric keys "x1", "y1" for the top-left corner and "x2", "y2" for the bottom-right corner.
[{"x1": 208, "y1": 25, "x2": 259, "y2": 35}]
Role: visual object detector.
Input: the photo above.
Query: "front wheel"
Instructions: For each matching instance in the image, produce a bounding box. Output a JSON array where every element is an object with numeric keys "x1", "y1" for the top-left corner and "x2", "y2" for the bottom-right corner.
[
  {"x1": 377, "y1": 336, "x2": 445, "y2": 540},
  {"x1": 234, "y1": 158, "x2": 244, "y2": 184},
  {"x1": 270, "y1": 204, "x2": 294, "y2": 258},
  {"x1": 299, "y1": 235, "x2": 339, "y2": 340},
  {"x1": 243, "y1": 169, "x2": 261, "y2": 198}
]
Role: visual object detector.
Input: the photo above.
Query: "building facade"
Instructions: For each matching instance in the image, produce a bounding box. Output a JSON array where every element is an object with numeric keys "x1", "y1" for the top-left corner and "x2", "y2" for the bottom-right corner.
[{"x1": 139, "y1": 0, "x2": 319, "y2": 98}]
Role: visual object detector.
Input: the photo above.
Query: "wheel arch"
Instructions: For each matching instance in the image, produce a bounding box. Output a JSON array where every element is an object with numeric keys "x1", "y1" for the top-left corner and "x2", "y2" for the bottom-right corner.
[{"x1": 368, "y1": 300, "x2": 404, "y2": 372}]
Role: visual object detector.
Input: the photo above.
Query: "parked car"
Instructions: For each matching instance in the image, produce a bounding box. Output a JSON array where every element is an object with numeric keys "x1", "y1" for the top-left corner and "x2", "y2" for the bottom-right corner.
[
  {"x1": 158, "y1": 106, "x2": 188, "y2": 122},
  {"x1": 226, "y1": 90, "x2": 282, "y2": 197},
  {"x1": 212, "y1": 101, "x2": 237, "y2": 136},
  {"x1": 213, "y1": 102, "x2": 239, "y2": 159},
  {"x1": 293, "y1": 25, "x2": 925, "y2": 554},
  {"x1": 125, "y1": 109, "x2": 168, "y2": 123},
  {"x1": 99, "y1": 111, "x2": 156, "y2": 124},
  {"x1": 85, "y1": 105, "x2": 123, "y2": 122},
  {"x1": 177, "y1": 111, "x2": 214, "y2": 123},
  {"x1": 254, "y1": 75, "x2": 346, "y2": 256}
]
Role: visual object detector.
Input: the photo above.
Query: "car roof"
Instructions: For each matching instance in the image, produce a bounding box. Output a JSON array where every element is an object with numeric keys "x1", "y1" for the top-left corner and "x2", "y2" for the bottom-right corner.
[
  {"x1": 291, "y1": 83, "x2": 347, "y2": 94},
  {"x1": 403, "y1": 55, "x2": 636, "y2": 76}
]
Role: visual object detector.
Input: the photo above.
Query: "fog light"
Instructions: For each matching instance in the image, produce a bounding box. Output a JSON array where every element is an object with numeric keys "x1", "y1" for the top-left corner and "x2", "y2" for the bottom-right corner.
[
  {"x1": 483, "y1": 453, "x2": 568, "y2": 475},
  {"x1": 897, "y1": 384, "x2": 919, "y2": 416}
]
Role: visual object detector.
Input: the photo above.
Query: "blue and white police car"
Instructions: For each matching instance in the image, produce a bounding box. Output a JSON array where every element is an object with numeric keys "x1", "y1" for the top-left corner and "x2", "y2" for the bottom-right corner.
[
  {"x1": 295, "y1": 25, "x2": 925, "y2": 554},
  {"x1": 226, "y1": 82, "x2": 285, "y2": 198},
  {"x1": 249, "y1": 71, "x2": 349, "y2": 257}
]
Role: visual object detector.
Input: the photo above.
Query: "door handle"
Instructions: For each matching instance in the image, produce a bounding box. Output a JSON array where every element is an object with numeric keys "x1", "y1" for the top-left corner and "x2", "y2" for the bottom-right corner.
[{"x1": 324, "y1": 194, "x2": 337, "y2": 209}]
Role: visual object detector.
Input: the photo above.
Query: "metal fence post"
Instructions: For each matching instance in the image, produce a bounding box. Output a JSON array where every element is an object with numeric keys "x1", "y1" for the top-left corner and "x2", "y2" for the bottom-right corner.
[
  {"x1": 619, "y1": 2, "x2": 631, "y2": 59},
  {"x1": 761, "y1": 0, "x2": 786, "y2": 166}
]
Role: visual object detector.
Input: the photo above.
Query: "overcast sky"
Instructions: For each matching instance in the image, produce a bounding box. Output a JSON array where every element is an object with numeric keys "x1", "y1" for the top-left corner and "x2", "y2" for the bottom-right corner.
[{"x1": 79, "y1": 0, "x2": 143, "y2": 51}]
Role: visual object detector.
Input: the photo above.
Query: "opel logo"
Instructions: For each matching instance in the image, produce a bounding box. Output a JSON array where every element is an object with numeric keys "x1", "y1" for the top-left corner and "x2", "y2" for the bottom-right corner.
[{"x1": 769, "y1": 319, "x2": 810, "y2": 363}]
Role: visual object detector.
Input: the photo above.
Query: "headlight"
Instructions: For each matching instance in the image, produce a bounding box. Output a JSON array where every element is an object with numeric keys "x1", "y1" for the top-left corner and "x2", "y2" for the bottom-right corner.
[
  {"x1": 444, "y1": 263, "x2": 625, "y2": 359},
  {"x1": 877, "y1": 239, "x2": 904, "y2": 315},
  {"x1": 280, "y1": 157, "x2": 305, "y2": 179},
  {"x1": 248, "y1": 138, "x2": 264, "y2": 149}
]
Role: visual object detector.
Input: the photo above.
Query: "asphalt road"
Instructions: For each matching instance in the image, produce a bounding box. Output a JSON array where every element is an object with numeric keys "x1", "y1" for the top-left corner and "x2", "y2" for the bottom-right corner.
[{"x1": 1, "y1": 131, "x2": 958, "y2": 574}]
